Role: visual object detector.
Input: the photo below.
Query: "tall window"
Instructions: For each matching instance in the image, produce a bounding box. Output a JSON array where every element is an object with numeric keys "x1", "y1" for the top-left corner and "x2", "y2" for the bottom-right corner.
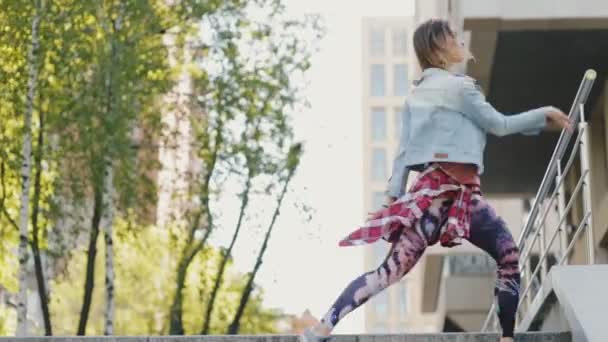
[
  {"x1": 371, "y1": 64, "x2": 385, "y2": 97},
  {"x1": 370, "y1": 28, "x2": 385, "y2": 56},
  {"x1": 394, "y1": 106, "x2": 403, "y2": 140},
  {"x1": 398, "y1": 282, "x2": 408, "y2": 316},
  {"x1": 392, "y1": 28, "x2": 408, "y2": 56},
  {"x1": 374, "y1": 241, "x2": 389, "y2": 266},
  {"x1": 373, "y1": 291, "x2": 389, "y2": 316},
  {"x1": 371, "y1": 148, "x2": 387, "y2": 181},
  {"x1": 371, "y1": 323, "x2": 388, "y2": 334},
  {"x1": 372, "y1": 192, "x2": 385, "y2": 210},
  {"x1": 393, "y1": 64, "x2": 408, "y2": 96},
  {"x1": 371, "y1": 107, "x2": 387, "y2": 142}
]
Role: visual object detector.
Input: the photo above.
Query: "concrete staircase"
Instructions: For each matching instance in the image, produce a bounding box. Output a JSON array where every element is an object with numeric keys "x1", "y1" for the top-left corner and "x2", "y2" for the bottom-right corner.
[{"x1": 0, "y1": 332, "x2": 571, "y2": 342}]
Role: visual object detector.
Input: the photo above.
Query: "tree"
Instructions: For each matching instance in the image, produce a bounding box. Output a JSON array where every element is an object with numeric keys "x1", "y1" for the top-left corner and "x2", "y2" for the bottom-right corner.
[
  {"x1": 68, "y1": 1, "x2": 171, "y2": 335},
  {"x1": 201, "y1": 147, "x2": 254, "y2": 334},
  {"x1": 0, "y1": 0, "x2": 321, "y2": 336},
  {"x1": 227, "y1": 144, "x2": 301, "y2": 334},
  {"x1": 48, "y1": 221, "x2": 280, "y2": 335},
  {"x1": 191, "y1": 1, "x2": 320, "y2": 333},
  {"x1": 15, "y1": 0, "x2": 46, "y2": 335}
]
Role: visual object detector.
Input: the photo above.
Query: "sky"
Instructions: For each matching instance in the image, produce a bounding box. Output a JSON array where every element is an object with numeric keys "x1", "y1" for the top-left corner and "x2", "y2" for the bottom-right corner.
[{"x1": 210, "y1": 0, "x2": 414, "y2": 334}]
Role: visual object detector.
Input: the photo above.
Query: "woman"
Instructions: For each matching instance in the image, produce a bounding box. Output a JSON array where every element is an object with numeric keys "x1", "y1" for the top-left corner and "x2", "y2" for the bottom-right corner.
[{"x1": 300, "y1": 19, "x2": 571, "y2": 342}]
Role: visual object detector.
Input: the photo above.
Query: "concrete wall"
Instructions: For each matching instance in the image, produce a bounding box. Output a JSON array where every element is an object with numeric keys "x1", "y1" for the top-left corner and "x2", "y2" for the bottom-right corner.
[
  {"x1": 0, "y1": 332, "x2": 573, "y2": 342},
  {"x1": 587, "y1": 84, "x2": 608, "y2": 264},
  {"x1": 461, "y1": 0, "x2": 608, "y2": 19}
]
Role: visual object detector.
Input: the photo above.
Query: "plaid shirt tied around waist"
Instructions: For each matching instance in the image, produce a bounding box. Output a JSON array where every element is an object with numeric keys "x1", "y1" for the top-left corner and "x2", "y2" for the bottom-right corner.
[{"x1": 339, "y1": 165, "x2": 481, "y2": 248}]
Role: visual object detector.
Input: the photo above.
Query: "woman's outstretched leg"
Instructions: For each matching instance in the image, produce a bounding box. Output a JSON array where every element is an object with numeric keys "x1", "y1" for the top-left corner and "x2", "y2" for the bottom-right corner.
[
  {"x1": 468, "y1": 197, "x2": 521, "y2": 341},
  {"x1": 311, "y1": 226, "x2": 427, "y2": 336}
]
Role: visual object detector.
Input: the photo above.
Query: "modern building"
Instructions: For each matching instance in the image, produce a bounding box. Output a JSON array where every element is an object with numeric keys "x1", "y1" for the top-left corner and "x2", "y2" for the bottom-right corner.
[
  {"x1": 399, "y1": 0, "x2": 608, "y2": 335},
  {"x1": 361, "y1": 14, "x2": 528, "y2": 333},
  {"x1": 361, "y1": 16, "x2": 413, "y2": 333}
]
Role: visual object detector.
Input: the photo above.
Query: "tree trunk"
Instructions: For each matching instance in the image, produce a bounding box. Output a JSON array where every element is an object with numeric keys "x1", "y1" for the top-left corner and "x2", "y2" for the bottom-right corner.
[
  {"x1": 100, "y1": 1, "x2": 124, "y2": 334},
  {"x1": 0, "y1": 161, "x2": 19, "y2": 230},
  {"x1": 17, "y1": 0, "x2": 44, "y2": 335},
  {"x1": 168, "y1": 251, "x2": 189, "y2": 335},
  {"x1": 201, "y1": 175, "x2": 251, "y2": 334},
  {"x1": 227, "y1": 168, "x2": 295, "y2": 334},
  {"x1": 77, "y1": 187, "x2": 102, "y2": 335},
  {"x1": 30, "y1": 109, "x2": 52, "y2": 335},
  {"x1": 169, "y1": 116, "x2": 223, "y2": 335},
  {"x1": 169, "y1": 221, "x2": 212, "y2": 335},
  {"x1": 101, "y1": 162, "x2": 115, "y2": 335}
]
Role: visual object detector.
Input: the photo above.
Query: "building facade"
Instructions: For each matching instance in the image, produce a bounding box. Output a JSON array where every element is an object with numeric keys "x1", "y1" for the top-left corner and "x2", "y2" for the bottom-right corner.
[
  {"x1": 361, "y1": 17, "x2": 413, "y2": 333},
  {"x1": 387, "y1": 0, "x2": 608, "y2": 334}
]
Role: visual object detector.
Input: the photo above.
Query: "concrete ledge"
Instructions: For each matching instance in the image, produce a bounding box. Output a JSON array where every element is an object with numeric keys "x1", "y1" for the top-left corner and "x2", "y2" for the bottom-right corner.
[
  {"x1": 514, "y1": 265, "x2": 608, "y2": 342},
  {"x1": 550, "y1": 265, "x2": 608, "y2": 342},
  {"x1": 0, "y1": 332, "x2": 571, "y2": 342}
]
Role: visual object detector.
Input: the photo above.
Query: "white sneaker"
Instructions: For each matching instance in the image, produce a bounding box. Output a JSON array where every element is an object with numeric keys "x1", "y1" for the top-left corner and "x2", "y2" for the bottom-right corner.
[{"x1": 299, "y1": 328, "x2": 330, "y2": 342}]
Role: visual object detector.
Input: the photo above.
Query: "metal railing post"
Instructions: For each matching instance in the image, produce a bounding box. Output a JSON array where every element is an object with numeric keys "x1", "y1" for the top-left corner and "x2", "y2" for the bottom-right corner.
[
  {"x1": 578, "y1": 103, "x2": 596, "y2": 264},
  {"x1": 537, "y1": 200, "x2": 548, "y2": 281},
  {"x1": 555, "y1": 160, "x2": 569, "y2": 265}
]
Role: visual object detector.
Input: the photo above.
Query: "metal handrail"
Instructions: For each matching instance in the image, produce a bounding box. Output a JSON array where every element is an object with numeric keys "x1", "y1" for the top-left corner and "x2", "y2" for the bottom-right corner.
[
  {"x1": 517, "y1": 69, "x2": 596, "y2": 251},
  {"x1": 481, "y1": 69, "x2": 597, "y2": 332}
]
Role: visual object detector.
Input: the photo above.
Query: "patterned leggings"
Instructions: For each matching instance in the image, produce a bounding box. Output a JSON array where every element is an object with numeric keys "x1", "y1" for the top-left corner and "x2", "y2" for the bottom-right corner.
[{"x1": 321, "y1": 196, "x2": 520, "y2": 337}]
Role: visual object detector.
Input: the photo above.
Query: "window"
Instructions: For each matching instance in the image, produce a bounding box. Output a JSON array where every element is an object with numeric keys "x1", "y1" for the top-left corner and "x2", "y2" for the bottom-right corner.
[
  {"x1": 374, "y1": 241, "x2": 389, "y2": 266},
  {"x1": 371, "y1": 107, "x2": 387, "y2": 141},
  {"x1": 398, "y1": 283, "x2": 408, "y2": 316},
  {"x1": 396, "y1": 324, "x2": 408, "y2": 333},
  {"x1": 448, "y1": 254, "x2": 496, "y2": 275},
  {"x1": 373, "y1": 291, "x2": 389, "y2": 317},
  {"x1": 372, "y1": 192, "x2": 385, "y2": 210},
  {"x1": 371, "y1": 148, "x2": 387, "y2": 181},
  {"x1": 371, "y1": 323, "x2": 389, "y2": 334},
  {"x1": 370, "y1": 28, "x2": 385, "y2": 56},
  {"x1": 393, "y1": 64, "x2": 408, "y2": 96},
  {"x1": 371, "y1": 65, "x2": 385, "y2": 97},
  {"x1": 394, "y1": 107, "x2": 403, "y2": 140},
  {"x1": 392, "y1": 28, "x2": 408, "y2": 56}
]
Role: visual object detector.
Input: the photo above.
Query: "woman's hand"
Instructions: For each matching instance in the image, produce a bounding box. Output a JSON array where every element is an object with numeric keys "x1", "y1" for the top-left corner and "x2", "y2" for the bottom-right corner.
[{"x1": 546, "y1": 107, "x2": 572, "y2": 132}]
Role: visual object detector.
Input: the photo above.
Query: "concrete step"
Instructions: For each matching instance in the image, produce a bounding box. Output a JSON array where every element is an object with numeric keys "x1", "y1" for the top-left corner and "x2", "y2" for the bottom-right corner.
[{"x1": 0, "y1": 332, "x2": 571, "y2": 342}]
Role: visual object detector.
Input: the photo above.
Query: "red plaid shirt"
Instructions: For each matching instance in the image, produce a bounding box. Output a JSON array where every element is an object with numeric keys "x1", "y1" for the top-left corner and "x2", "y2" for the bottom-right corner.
[{"x1": 339, "y1": 165, "x2": 481, "y2": 248}]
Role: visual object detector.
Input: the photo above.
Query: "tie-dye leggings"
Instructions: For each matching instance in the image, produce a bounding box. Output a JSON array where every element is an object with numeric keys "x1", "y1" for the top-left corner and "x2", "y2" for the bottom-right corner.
[{"x1": 320, "y1": 196, "x2": 520, "y2": 338}]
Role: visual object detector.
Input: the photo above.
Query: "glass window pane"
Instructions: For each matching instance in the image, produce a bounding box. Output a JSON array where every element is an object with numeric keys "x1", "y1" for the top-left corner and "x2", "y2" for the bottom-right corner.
[
  {"x1": 392, "y1": 28, "x2": 408, "y2": 56},
  {"x1": 374, "y1": 241, "x2": 389, "y2": 265},
  {"x1": 398, "y1": 283, "x2": 408, "y2": 316},
  {"x1": 373, "y1": 291, "x2": 389, "y2": 317},
  {"x1": 371, "y1": 65, "x2": 385, "y2": 97},
  {"x1": 370, "y1": 28, "x2": 385, "y2": 56},
  {"x1": 393, "y1": 64, "x2": 408, "y2": 96},
  {"x1": 372, "y1": 192, "x2": 385, "y2": 210},
  {"x1": 371, "y1": 107, "x2": 387, "y2": 141},
  {"x1": 394, "y1": 107, "x2": 403, "y2": 140},
  {"x1": 371, "y1": 323, "x2": 389, "y2": 334},
  {"x1": 448, "y1": 254, "x2": 496, "y2": 275},
  {"x1": 371, "y1": 148, "x2": 387, "y2": 181}
]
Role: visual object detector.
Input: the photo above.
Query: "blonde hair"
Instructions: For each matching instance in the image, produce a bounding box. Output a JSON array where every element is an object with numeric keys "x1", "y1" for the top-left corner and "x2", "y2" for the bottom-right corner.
[{"x1": 413, "y1": 19, "x2": 473, "y2": 70}]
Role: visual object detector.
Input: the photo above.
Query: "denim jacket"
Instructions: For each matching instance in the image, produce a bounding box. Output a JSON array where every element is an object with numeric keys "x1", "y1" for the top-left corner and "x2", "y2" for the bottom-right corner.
[{"x1": 387, "y1": 68, "x2": 550, "y2": 198}]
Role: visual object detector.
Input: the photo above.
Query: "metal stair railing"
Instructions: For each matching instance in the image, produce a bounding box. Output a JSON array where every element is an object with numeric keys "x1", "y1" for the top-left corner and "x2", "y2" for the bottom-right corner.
[{"x1": 481, "y1": 69, "x2": 597, "y2": 332}]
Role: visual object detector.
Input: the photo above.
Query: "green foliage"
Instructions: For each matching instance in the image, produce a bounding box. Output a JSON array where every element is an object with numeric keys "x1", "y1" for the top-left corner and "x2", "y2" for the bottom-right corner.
[
  {"x1": 0, "y1": 0, "x2": 321, "y2": 335},
  {"x1": 48, "y1": 220, "x2": 278, "y2": 335}
]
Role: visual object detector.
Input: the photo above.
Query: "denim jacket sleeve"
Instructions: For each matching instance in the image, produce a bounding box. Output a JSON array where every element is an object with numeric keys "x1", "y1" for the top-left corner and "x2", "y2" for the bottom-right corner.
[
  {"x1": 386, "y1": 104, "x2": 411, "y2": 198},
  {"x1": 458, "y1": 78, "x2": 549, "y2": 136}
]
